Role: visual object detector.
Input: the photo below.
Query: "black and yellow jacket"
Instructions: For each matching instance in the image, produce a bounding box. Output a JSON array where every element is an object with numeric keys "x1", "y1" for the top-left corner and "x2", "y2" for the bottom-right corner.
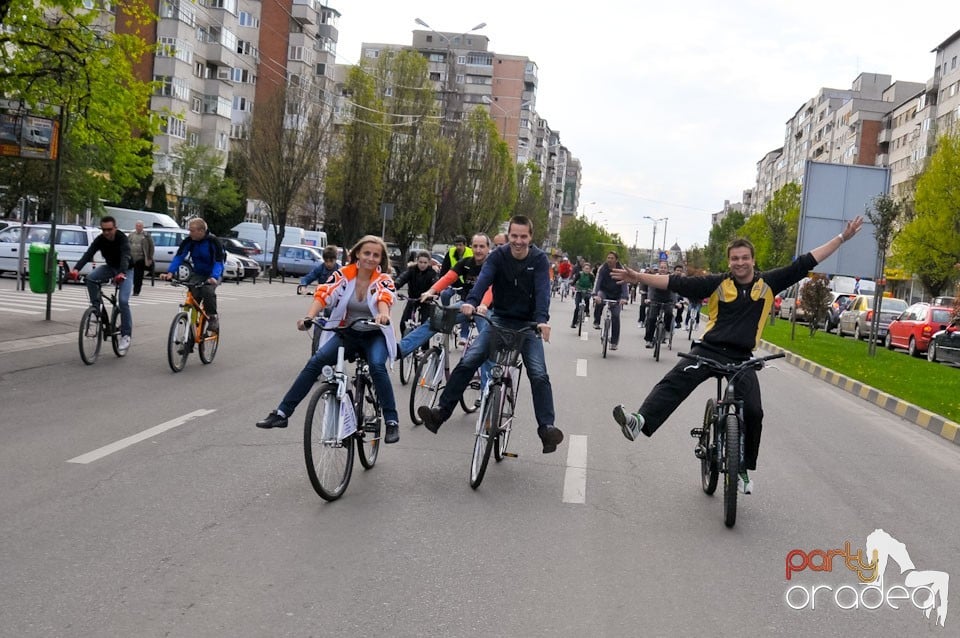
[{"x1": 669, "y1": 254, "x2": 817, "y2": 357}]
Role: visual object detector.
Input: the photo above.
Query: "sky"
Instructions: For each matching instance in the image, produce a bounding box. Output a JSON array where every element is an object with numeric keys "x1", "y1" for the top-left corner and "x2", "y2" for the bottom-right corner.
[{"x1": 332, "y1": 0, "x2": 953, "y2": 251}]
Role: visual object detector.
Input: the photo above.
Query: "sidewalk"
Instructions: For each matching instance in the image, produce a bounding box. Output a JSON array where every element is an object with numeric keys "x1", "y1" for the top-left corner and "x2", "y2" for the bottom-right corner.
[
  {"x1": 0, "y1": 311, "x2": 76, "y2": 354},
  {"x1": 760, "y1": 339, "x2": 959, "y2": 449}
]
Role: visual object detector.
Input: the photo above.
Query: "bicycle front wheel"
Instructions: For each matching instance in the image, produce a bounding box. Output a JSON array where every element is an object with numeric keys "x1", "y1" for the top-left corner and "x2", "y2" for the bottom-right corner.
[
  {"x1": 577, "y1": 305, "x2": 584, "y2": 337},
  {"x1": 356, "y1": 385, "x2": 381, "y2": 470},
  {"x1": 199, "y1": 322, "x2": 219, "y2": 364},
  {"x1": 409, "y1": 350, "x2": 439, "y2": 425},
  {"x1": 700, "y1": 399, "x2": 718, "y2": 495},
  {"x1": 470, "y1": 384, "x2": 500, "y2": 489},
  {"x1": 304, "y1": 383, "x2": 354, "y2": 501},
  {"x1": 78, "y1": 306, "x2": 102, "y2": 365},
  {"x1": 110, "y1": 307, "x2": 127, "y2": 357},
  {"x1": 601, "y1": 316, "x2": 609, "y2": 358},
  {"x1": 167, "y1": 312, "x2": 191, "y2": 373},
  {"x1": 653, "y1": 323, "x2": 662, "y2": 361},
  {"x1": 398, "y1": 348, "x2": 414, "y2": 385},
  {"x1": 495, "y1": 380, "x2": 514, "y2": 462},
  {"x1": 723, "y1": 407, "x2": 740, "y2": 528}
]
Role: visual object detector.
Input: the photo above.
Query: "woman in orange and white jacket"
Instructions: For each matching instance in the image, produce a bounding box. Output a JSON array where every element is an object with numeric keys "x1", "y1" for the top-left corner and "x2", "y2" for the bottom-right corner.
[{"x1": 256, "y1": 235, "x2": 402, "y2": 444}]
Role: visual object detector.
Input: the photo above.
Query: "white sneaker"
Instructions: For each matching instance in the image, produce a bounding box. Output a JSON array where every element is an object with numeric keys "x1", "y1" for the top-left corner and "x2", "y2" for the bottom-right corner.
[
  {"x1": 119, "y1": 335, "x2": 131, "y2": 351},
  {"x1": 612, "y1": 405, "x2": 644, "y2": 441},
  {"x1": 738, "y1": 472, "x2": 753, "y2": 495}
]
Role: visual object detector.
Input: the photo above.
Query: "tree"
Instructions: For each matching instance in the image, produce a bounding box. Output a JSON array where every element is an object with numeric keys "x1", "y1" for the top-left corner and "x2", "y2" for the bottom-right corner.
[
  {"x1": 0, "y1": 0, "x2": 158, "y2": 219},
  {"x1": 764, "y1": 183, "x2": 801, "y2": 267},
  {"x1": 237, "y1": 80, "x2": 335, "y2": 273},
  {"x1": 515, "y1": 161, "x2": 548, "y2": 241},
  {"x1": 558, "y1": 216, "x2": 625, "y2": 264},
  {"x1": 325, "y1": 66, "x2": 388, "y2": 249},
  {"x1": 154, "y1": 143, "x2": 240, "y2": 223},
  {"x1": 891, "y1": 132, "x2": 960, "y2": 298},
  {"x1": 799, "y1": 274, "x2": 832, "y2": 336}
]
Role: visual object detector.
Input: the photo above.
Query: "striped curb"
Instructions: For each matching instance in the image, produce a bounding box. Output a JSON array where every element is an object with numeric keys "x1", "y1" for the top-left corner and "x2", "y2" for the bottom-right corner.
[{"x1": 759, "y1": 340, "x2": 959, "y2": 447}]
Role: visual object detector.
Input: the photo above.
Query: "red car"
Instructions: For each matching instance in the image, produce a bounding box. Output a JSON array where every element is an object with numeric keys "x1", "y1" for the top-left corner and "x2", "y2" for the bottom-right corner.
[{"x1": 885, "y1": 303, "x2": 954, "y2": 356}]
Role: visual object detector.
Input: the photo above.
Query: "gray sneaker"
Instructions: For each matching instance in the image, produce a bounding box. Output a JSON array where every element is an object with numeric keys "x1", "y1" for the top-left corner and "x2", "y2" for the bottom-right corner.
[
  {"x1": 612, "y1": 405, "x2": 644, "y2": 441},
  {"x1": 738, "y1": 471, "x2": 753, "y2": 495}
]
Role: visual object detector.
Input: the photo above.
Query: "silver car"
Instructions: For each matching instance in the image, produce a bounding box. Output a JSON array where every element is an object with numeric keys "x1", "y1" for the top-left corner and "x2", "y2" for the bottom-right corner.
[
  {"x1": 837, "y1": 295, "x2": 909, "y2": 341},
  {"x1": 261, "y1": 244, "x2": 324, "y2": 277}
]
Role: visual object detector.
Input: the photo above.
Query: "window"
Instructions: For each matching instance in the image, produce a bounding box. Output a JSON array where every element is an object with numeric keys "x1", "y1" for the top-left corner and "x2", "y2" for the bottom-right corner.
[
  {"x1": 165, "y1": 116, "x2": 187, "y2": 139},
  {"x1": 238, "y1": 11, "x2": 259, "y2": 27},
  {"x1": 455, "y1": 74, "x2": 464, "y2": 84},
  {"x1": 384, "y1": 87, "x2": 393, "y2": 97},
  {"x1": 208, "y1": 0, "x2": 237, "y2": 14},
  {"x1": 194, "y1": 61, "x2": 204, "y2": 78},
  {"x1": 191, "y1": 97, "x2": 202, "y2": 113},
  {"x1": 426, "y1": 35, "x2": 433, "y2": 43},
  {"x1": 457, "y1": 55, "x2": 466, "y2": 65},
  {"x1": 428, "y1": 53, "x2": 444, "y2": 63},
  {"x1": 289, "y1": 46, "x2": 304, "y2": 61},
  {"x1": 57, "y1": 229, "x2": 87, "y2": 246},
  {"x1": 314, "y1": 63, "x2": 325, "y2": 76},
  {"x1": 188, "y1": 131, "x2": 199, "y2": 146},
  {"x1": 237, "y1": 40, "x2": 257, "y2": 57},
  {"x1": 154, "y1": 75, "x2": 189, "y2": 101},
  {"x1": 233, "y1": 95, "x2": 251, "y2": 111},
  {"x1": 216, "y1": 131, "x2": 227, "y2": 151},
  {"x1": 365, "y1": 48, "x2": 380, "y2": 58},
  {"x1": 466, "y1": 53, "x2": 492, "y2": 66},
  {"x1": 953, "y1": 56, "x2": 958, "y2": 70}
]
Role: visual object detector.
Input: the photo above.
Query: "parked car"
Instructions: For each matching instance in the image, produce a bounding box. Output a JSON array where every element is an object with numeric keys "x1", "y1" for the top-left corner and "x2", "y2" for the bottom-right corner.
[
  {"x1": 219, "y1": 236, "x2": 262, "y2": 258},
  {"x1": 778, "y1": 280, "x2": 806, "y2": 320},
  {"x1": 0, "y1": 223, "x2": 102, "y2": 277},
  {"x1": 821, "y1": 292, "x2": 857, "y2": 333},
  {"x1": 148, "y1": 227, "x2": 191, "y2": 274},
  {"x1": 933, "y1": 295, "x2": 956, "y2": 307},
  {"x1": 231, "y1": 253, "x2": 260, "y2": 280},
  {"x1": 927, "y1": 318, "x2": 960, "y2": 365},
  {"x1": 885, "y1": 303, "x2": 954, "y2": 356},
  {"x1": 223, "y1": 252, "x2": 241, "y2": 280},
  {"x1": 261, "y1": 244, "x2": 324, "y2": 276},
  {"x1": 837, "y1": 295, "x2": 909, "y2": 341}
]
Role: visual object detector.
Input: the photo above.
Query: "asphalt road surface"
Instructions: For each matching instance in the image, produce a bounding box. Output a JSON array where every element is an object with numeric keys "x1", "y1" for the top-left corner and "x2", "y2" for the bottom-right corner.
[{"x1": 0, "y1": 278, "x2": 957, "y2": 637}]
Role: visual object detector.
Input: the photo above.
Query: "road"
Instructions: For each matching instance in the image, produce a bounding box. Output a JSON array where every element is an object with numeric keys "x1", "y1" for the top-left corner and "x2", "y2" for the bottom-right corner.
[{"x1": 0, "y1": 278, "x2": 957, "y2": 637}]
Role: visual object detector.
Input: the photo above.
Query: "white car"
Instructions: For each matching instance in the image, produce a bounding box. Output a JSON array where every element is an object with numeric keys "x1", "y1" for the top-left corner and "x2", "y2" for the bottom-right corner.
[{"x1": 0, "y1": 223, "x2": 102, "y2": 277}]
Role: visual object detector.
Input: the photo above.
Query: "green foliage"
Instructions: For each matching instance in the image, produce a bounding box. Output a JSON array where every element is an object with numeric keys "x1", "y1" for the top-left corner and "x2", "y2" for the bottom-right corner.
[
  {"x1": 761, "y1": 319, "x2": 960, "y2": 423},
  {"x1": 515, "y1": 161, "x2": 548, "y2": 243},
  {"x1": 799, "y1": 274, "x2": 832, "y2": 336},
  {"x1": 735, "y1": 184, "x2": 799, "y2": 269},
  {"x1": 891, "y1": 132, "x2": 960, "y2": 297},
  {"x1": 558, "y1": 216, "x2": 625, "y2": 263},
  {"x1": 0, "y1": 0, "x2": 158, "y2": 219},
  {"x1": 151, "y1": 183, "x2": 169, "y2": 215},
  {"x1": 705, "y1": 210, "x2": 745, "y2": 272}
]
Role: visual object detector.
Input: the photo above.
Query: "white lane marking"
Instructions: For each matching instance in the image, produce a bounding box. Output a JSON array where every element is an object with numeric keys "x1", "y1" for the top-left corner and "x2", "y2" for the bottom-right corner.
[
  {"x1": 0, "y1": 306, "x2": 36, "y2": 314},
  {"x1": 576, "y1": 358, "x2": 587, "y2": 377},
  {"x1": 580, "y1": 330, "x2": 588, "y2": 342},
  {"x1": 67, "y1": 409, "x2": 216, "y2": 464},
  {"x1": 562, "y1": 435, "x2": 587, "y2": 504}
]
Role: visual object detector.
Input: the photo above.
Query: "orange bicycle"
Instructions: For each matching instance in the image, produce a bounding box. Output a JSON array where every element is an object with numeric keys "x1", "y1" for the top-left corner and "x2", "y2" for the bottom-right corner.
[{"x1": 167, "y1": 280, "x2": 219, "y2": 372}]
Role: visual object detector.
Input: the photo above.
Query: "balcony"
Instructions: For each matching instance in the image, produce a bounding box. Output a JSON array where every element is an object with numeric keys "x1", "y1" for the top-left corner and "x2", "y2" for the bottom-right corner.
[
  {"x1": 877, "y1": 128, "x2": 892, "y2": 144},
  {"x1": 875, "y1": 153, "x2": 889, "y2": 166},
  {"x1": 291, "y1": 1, "x2": 316, "y2": 25}
]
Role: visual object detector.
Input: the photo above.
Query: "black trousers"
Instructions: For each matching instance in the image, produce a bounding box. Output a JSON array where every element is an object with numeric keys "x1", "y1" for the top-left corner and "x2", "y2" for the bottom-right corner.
[
  {"x1": 636, "y1": 343, "x2": 764, "y2": 470},
  {"x1": 133, "y1": 259, "x2": 151, "y2": 295}
]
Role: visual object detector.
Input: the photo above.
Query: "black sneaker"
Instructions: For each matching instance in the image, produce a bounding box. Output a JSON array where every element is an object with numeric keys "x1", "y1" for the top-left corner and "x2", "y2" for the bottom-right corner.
[
  {"x1": 418, "y1": 406, "x2": 448, "y2": 434},
  {"x1": 256, "y1": 411, "x2": 288, "y2": 429},
  {"x1": 207, "y1": 315, "x2": 220, "y2": 334},
  {"x1": 384, "y1": 421, "x2": 399, "y2": 443},
  {"x1": 538, "y1": 425, "x2": 564, "y2": 453}
]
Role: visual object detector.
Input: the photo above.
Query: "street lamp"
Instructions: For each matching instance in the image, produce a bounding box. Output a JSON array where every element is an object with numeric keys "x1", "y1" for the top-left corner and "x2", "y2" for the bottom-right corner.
[{"x1": 643, "y1": 215, "x2": 668, "y2": 264}]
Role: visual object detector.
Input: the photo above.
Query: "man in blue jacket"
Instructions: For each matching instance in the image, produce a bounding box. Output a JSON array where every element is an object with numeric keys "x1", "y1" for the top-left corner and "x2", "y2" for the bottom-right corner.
[
  {"x1": 418, "y1": 216, "x2": 564, "y2": 454},
  {"x1": 159, "y1": 218, "x2": 226, "y2": 333}
]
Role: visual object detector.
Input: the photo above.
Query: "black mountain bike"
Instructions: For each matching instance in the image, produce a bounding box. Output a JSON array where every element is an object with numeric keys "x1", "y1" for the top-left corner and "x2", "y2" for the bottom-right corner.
[
  {"x1": 684, "y1": 350, "x2": 784, "y2": 527},
  {"x1": 78, "y1": 280, "x2": 128, "y2": 365}
]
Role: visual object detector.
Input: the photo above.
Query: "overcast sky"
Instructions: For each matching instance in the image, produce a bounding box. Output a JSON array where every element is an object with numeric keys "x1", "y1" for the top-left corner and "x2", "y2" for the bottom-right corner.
[{"x1": 333, "y1": 0, "x2": 952, "y2": 250}]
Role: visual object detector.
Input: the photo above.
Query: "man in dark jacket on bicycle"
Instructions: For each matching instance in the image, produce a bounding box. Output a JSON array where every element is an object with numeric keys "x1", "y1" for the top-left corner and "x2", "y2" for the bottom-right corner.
[
  {"x1": 609, "y1": 217, "x2": 864, "y2": 495},
  {"x1": 592, "y1": 251, "x2": 629, "y2": 350},
  {"x1": 417, "y1": 216, "x2": 564, "y2": 454},
  {"x1": 70, "y1": 216, "x2": 133, "y2": 351},
  {"x1": 159, "y1": 218, "x2": 226, "y2": 333},
  {"x1": 643, "y1": 261, "x2": 679, "y2": 348}
]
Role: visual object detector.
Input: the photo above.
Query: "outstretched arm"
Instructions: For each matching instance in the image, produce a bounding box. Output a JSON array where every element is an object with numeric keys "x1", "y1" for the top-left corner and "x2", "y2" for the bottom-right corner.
[
  {"x1": 810, "y1": 216, "x2": 864, "y2": 263},
  {"x1": 611, "y1": 267, "x2": 670, "y2": 290}
]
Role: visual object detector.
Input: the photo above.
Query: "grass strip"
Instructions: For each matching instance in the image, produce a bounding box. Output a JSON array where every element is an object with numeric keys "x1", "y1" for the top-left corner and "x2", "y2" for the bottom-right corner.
[{"x1": 760, "y1": 318, "x2": 960, "y2": 423}]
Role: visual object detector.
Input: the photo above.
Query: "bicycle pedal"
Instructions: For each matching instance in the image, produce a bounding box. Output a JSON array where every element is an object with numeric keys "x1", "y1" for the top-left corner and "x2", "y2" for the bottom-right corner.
[
  {"x1": 689, "y1": 427, "x2": 705, "y2": 439},
  {"x1": 694, "y1": 445, "x2": 707, "y2": 459},
  {"x1": 502, "y1": 452, "x2": 518, "y2": 458}
]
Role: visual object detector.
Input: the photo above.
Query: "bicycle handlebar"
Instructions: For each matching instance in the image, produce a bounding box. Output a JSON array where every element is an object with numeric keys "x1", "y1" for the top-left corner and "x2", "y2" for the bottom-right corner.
[
  {"x1": 303, "y1": 316, "x2": 389, "y2": 330},
  {"x1": 469, "y1": 312, "x2": 540, "y2": 334},
  {"x1": 678, "y1": 350, "x2": 785, "y2": 374}
]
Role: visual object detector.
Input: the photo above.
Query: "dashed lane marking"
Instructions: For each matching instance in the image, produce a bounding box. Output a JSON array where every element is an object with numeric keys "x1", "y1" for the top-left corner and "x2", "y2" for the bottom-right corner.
[{"x1": 67, "y1": 409, "x2": 216, "y2": 464}]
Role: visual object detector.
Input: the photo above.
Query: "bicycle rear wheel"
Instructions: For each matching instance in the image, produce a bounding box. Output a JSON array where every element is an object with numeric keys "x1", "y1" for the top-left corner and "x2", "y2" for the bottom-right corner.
[
  {"x1": 470, "y1": 384, "x2": 500, "y2": 489},
  {"x1": 356, "y1": 384, "x2": 381, "y2": 469},
  {"x1": 304, "y1": 383, "x2": 354, "y2": 501},
  {"x1": 460, "y1": 373, "x2": 482, "y2": 413},
  {"x1": 653, "y1": 322, "x2": 662, "y2": 361},
  {"x1": 577, "y1": 304, "x2": 584, "y2": 337},
  {"x1": 109, "y1": 307, "x2": 128, "y2": 357},
  {"x1": 199, "y1": 321, "x2": 219, "y2": 364},
  {"x1": 700, "y1": 399, "x2": 718, "y2": 495},
  {"x1": 79, "y1": 306, "x2": 102, "y2": 365},
  {"x1": 723, "y1": 406, "x2": 740, "y2": 528},
  {"x1": 167, "y1": 312, "x2": 191, "y2": 373},
  {"x1": 398, "y1": 346, "x2": 414, "y2": 385},
  {"x1": 409, "y1": 350, "x2": 439, "y2": 425}
]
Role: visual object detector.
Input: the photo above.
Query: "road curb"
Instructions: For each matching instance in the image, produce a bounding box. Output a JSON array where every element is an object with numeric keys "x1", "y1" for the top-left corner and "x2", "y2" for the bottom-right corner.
[{"x1": 759, "y1": 340, "x2": 959, "y2": 447}]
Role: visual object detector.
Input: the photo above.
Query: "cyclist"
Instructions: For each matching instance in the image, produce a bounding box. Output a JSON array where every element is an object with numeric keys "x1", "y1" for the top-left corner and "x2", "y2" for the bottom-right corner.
[
  {"x1": 643, "y1": 261, "x2": 678, "y2": 348},
  {"x1": 256, "y1": 235, "x2": 401, "y2": 444},
  {"x1": 394, "y1": 249, "x2": 440, "y2": 331},
  {"x1": 299, "y1": 245, "x2": 341, "y2": 288},
  {"x1": 557, "y1": 256, "x2": 573, "y2": 297},
  {"x1": 610, "y1": 217, "x2": 864, "y2": 494},
  {"x1": 492, "y1": 233, "x2": 507, "y2": 248},
  {"x1": 685, "y1": 295, "x2": 704, "y2": 329},
  {"x1": 672, "y1": 264, "x2": 686, "y2": 329},
  {"x1": 591, "y1": 251, "x2": 628, "y2": 350},
  {"x1": 570, "y1": 262, "x2": 594, "y2": 328},
  {"x1": 158, "y1": 218, "x2": 226, "y2": 334},
  {"x1": 417, "y1": 216, "x2": 564, "y2": 454},
  {"x1": 439, "y1": 235, "x2": 473, "y2": 307},
  {"x1": 69, "y1": 216, "x2": 133, "y2": 351}
]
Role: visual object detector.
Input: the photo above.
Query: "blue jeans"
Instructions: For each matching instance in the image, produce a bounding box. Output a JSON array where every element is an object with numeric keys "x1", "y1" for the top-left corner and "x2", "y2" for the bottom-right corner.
[
  {"x1": 86, "y1": 265, "x2": 133, "y2": 337},
  {"x1": 278, "y1": 329, "x2": 398, "y2": 424},
  {"x1": 399, "y1": 313, "x2": 492, "y2": 388},
  {"x1": 438, "y1": 315, "x2": 555, "y2": 428}
]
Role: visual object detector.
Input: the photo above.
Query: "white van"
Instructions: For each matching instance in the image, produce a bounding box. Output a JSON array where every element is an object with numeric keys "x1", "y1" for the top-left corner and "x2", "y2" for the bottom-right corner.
[
  {"x1": 232, "y1": 222, "x2": 316, "y2": 254},
  {"x1": 102, "y1": 206, "x2": 179, "y2": 230}
]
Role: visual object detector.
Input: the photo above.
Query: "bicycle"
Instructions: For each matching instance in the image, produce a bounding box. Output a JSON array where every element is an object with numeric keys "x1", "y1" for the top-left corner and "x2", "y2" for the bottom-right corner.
[
  {"x1": 650, "y1": 301, "x2": 674, "y2": 362},
  {"x1": 597, "y1": 299, "x2": 619, "y2": 358},
  {"x1": 687, "y1": 303, "x2": 702, "y2": 341},
  {"x1": 684, "y1": 350, "x2": 784, "y2": 527},
  {"x1": 302, "y1": 317, "x2": 384, "y2": 501},
  {"x1": 166, "y1": 280, "x2": 219, "y2": 373},
  {"x1": 573, "y1": 293, "x2": 588, "y2": 337},
  {"x1": 78, "y1": 280, "x2": 129, "y2": 365},
  {"x1": 409, "y1": 303, "x2": 480, "y2": 424},
  {"x1": 559, "y1": 277, "x2": 571, "y2": 302},
  {"x1": 396, "y1": 294, "x2": 426, "y2": 385},
  {"x1": 468, "y1": 314, "x2": 537, "y2": 489}
]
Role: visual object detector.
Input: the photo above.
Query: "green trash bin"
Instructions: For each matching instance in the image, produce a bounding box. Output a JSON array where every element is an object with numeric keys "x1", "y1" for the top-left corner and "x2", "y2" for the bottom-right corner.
[{"x1": 28, "y1": 243, "x2": 57, "y2": 294}]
